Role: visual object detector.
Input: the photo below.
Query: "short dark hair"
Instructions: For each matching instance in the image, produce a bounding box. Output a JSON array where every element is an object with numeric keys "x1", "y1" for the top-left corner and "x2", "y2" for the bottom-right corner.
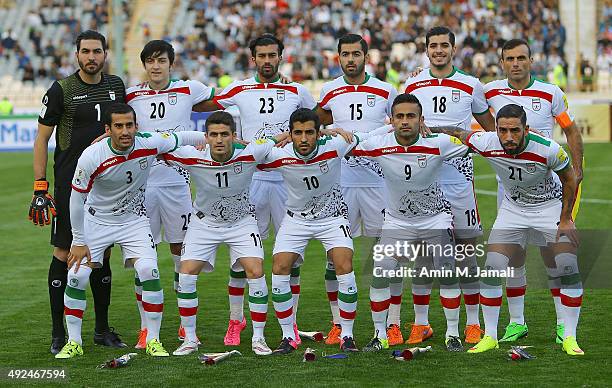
[
  {"x1": 289, "y1": 108, "x2": 320, "y2": 132},
  {"x1": 337, "y1": 33, "x2": 368, "y2": 55},
  {"x1": 496, "y1": 104, "x2": 527, "y2": 127},
  {"x1": 249, "y1": 33, "x2": 284, "y2": 57},
  {"x1": 425, "y1": 26, "x2": 455, "y2": 47},
  {"x1": 103, "y1": 103, "x2": 136, "y2": 126},
  {"x1": 501, "y1": 38, "x2": 531, "y2": 59},
  {"x1": 76, "y1": 30, "x2": 107, "y2": 51},
  {"x1": 205, "y1": 111, "x2": 236, "y2": 132},
  {"x1": 140, "y1": 40, "x2": 175, "y2": 66},
  {"x1": 392, "y1": 93, "x2": 422, "y2": 116}
]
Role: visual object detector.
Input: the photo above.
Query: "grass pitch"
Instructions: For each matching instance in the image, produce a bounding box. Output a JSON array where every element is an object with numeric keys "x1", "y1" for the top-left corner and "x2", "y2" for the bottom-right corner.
[{"x1": 0, "y1": 144, "x2": 611, "y2": 387}]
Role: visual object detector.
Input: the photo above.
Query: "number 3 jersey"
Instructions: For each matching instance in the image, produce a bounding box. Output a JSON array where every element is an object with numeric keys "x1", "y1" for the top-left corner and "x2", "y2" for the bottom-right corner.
[
  {"x1": 70, "y1": 132, "x2": 202, "y2": 236},
  {"x1": 318, "y1": 74, "x2": 397, "y2": 188},
  {"x1": 213, "y1": 76, "x2": 317, "y2": 181},
  {"x1": 257, "y1": 135, "x2": 358, "y2": 221},
  {"x1": 404, "y1": 67, "x2": 488, "y2": 184},
  {"x1": 161, "y1": 140, "x2": 275, "y2": 226},
  {"x1": 353, "y1": 132, "x2": 469, "y2": 220},
  {"x1": 466, "y1": 131, "x2": 569, "y2": 209},
  {"x1": 126, "y1": 79, "x2": 214, "y2": 187}
]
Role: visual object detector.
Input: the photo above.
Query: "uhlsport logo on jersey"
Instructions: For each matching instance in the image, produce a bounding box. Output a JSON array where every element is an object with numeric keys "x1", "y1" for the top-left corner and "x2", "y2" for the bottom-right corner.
[
  {"x1": 234, "y1": 162, "x2": 243, "y2": 174},
  {"x1": 532, "y1": 97, "x2": 541, "y2": 111},
  {"x1": 168, "y1": 92, "x2": 177, "y2": 105},
  {"x1": 418, "y1": 155, "x2": 427, "y2": 168},
  {"x1": 526, "y1": 162, "x2": 536, "y2": 173},
  {"x1": 139, "y1": 158, "x2": 148, "y2": 170},
  {"x1": 452, "y1": 90, "x2": 460, "y2": 102},
  {"x1": 367, "y1": 94, "x2": 376, "y2": 107},
  {"x1": 277, "y1": 90, "x2": 285, "y2": 101},
  {"x1": 109, "y1": 91, "x2": 116, "y2": 100}
]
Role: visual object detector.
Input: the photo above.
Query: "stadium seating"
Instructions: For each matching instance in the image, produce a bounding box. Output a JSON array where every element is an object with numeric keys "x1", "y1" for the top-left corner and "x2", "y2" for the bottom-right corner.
[{"x1": 0, "y1": 0, "x2": 610, "y2": 109}]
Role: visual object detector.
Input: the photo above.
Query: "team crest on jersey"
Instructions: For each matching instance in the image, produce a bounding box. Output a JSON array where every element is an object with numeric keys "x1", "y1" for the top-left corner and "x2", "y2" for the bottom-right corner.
[
  {"x1": 532, "y1": 98, "x2": 541, "y2": 111},
  {"x1": 277, "y1": 90, "x2": 285, "y2": 101},
  {"x1": 139, "y1": 158, "x2": 148, "y2": 170},
  {"x1": 367, "y1": 94, "x2": 376, "y2": 107},
  {"x1": 452, "y1": 90, "x2": 460, "y2": 102},
  {"x1": 234, "y1": 162, "x2": 243, "y2": 174},
  {"x1": 319, "y1": 161, "x2": 329, "y2": 173},
  {"x1": 168, "y1": 92, "x2": 177, "y2": 105},
  {"x1": 526, "y1": 162, "x2": 536, "y2": 173},
  {"x1": 418, "y1": 155, "x2": 427, "y2": 168},
  {"x1": 109, "y1": 91, "x2": 116, "y2": 100}
]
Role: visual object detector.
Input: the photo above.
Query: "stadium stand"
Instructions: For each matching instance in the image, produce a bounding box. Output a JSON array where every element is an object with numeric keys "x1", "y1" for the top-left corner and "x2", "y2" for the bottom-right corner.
[{"x1": 0, "y1": 0, "x2": 610, "y2": 108}]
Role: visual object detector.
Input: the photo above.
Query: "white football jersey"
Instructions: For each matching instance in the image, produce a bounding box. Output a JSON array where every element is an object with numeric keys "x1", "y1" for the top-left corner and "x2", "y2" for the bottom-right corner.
[
  {"x1": 71, "y1": 132, "x2": 183, "y2": 225},
  {"x1": 466, "y1": 131, "x2": 569, "y2": 209},
  {"x1": 484, "y1": 78, "x2": 574, "y2": 139},
  {"x1": 162, "y1": 140, "x2": 274, "y2": 226},
  {"x1": 319, "y1": 74, "x2": 397, "y2": 188},
  {"x1": 257, "y1": 135, "x2": 357, "y2": 221},
  {"x1": 126, "y1": 79, "x2": 214, "y2": 186},
  {"x1": 404, "y1": 67, "x2": 489, "y2": 184},
  {"x1": 214, "y1": 75, "x2": 317, "y2": 181},
  {"x1": 353, "y1": 132, "x2": 469, "y2": 219}
]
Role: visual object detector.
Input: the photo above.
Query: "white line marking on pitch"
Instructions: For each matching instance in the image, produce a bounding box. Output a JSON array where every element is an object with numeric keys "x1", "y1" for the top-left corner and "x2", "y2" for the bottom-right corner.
[{"x1": 474, "y1": 189, "x2": 612, "y2": 204}]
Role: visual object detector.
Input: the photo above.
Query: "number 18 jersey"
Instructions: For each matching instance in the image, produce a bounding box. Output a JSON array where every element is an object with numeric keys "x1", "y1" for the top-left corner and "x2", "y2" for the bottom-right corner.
[{"x1": 404, "y1": 67, "x2": 488, "y2": 184}]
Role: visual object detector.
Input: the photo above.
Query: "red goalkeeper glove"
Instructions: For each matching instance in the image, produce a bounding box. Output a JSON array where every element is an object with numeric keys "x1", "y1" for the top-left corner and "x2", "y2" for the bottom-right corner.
[{"x1": 28, "y1": 179, "x2": 57, "y2": 226}]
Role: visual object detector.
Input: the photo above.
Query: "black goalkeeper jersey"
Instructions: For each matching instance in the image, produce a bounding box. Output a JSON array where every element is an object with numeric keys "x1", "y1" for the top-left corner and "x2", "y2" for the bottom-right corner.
[{"x1": 38, "y1": 71, "x2": 126, "y2": 186}]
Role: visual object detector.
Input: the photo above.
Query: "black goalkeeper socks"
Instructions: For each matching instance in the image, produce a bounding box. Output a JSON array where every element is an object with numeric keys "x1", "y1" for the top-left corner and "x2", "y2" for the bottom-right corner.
[
  {"x1": 90, "y1": 255, "x2": 112, "y2": 333},
  {"x1": 48, "y1": 256, "x2": 67, "y2": 338}
]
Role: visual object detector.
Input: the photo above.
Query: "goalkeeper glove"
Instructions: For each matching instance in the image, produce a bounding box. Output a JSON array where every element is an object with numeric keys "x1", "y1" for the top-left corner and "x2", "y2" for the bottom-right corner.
[{"x1": 29, "y1": 179, "x2": 57, "y2": 226}]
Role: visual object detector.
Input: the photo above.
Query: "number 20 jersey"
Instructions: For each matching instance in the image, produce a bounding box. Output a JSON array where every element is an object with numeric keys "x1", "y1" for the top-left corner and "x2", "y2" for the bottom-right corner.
[{"x1": 126, "y1": 79, "x2": 214, "y2": 186}]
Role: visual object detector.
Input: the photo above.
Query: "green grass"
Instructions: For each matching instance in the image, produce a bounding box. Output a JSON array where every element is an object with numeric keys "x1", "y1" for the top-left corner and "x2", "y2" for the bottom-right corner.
[{"x1": 0, "y1": 144, "x2": 611, "y2": 387}]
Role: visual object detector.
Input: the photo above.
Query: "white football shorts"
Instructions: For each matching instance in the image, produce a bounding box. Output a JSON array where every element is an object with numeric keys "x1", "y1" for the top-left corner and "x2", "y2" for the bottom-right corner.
[{"x1": 181, "y1": 214, "x2": 264, "y2": 273}]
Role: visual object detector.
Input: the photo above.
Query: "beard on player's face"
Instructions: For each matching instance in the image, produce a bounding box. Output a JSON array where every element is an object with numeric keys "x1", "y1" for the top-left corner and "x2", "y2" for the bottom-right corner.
[
  {"x1": 258, "y1": 62, "x2": 279, "y2": 79},
  {"x1": 78, "y1": 58, "x2": 104, "y2": 75},
  {"x1": 341, "y1": 60, "x2": 365, "y2": 78},
  {"x1": 501, "y1": 133, "x2": 526, "y2": 154}
]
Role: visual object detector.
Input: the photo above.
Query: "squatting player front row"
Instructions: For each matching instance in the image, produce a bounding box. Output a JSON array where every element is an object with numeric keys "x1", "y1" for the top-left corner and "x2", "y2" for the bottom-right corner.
[
  {"x1": 29, "y1": 28, "x2": 584, "y2": 360},
  {"x1": 55, "y1": 97, "x2": 583, "y2": 359}
]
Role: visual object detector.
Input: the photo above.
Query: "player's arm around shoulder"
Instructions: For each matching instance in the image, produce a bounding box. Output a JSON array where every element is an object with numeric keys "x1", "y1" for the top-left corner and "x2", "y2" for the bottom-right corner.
[
  {"x1": 428, "y1": 125, "x2": 471, "y2": 144},
  {"x1": 438, "y1": 132, "x2": 470, "y2": 158},
  {"x1": 159, "y1": 144, "x2": 200, "y2": 168}
]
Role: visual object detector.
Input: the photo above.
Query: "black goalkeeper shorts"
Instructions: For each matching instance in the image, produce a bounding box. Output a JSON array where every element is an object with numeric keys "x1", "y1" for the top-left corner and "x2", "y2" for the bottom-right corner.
[{"x1": 50, "y1": 185, "x2": 72, "y2": 250}]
